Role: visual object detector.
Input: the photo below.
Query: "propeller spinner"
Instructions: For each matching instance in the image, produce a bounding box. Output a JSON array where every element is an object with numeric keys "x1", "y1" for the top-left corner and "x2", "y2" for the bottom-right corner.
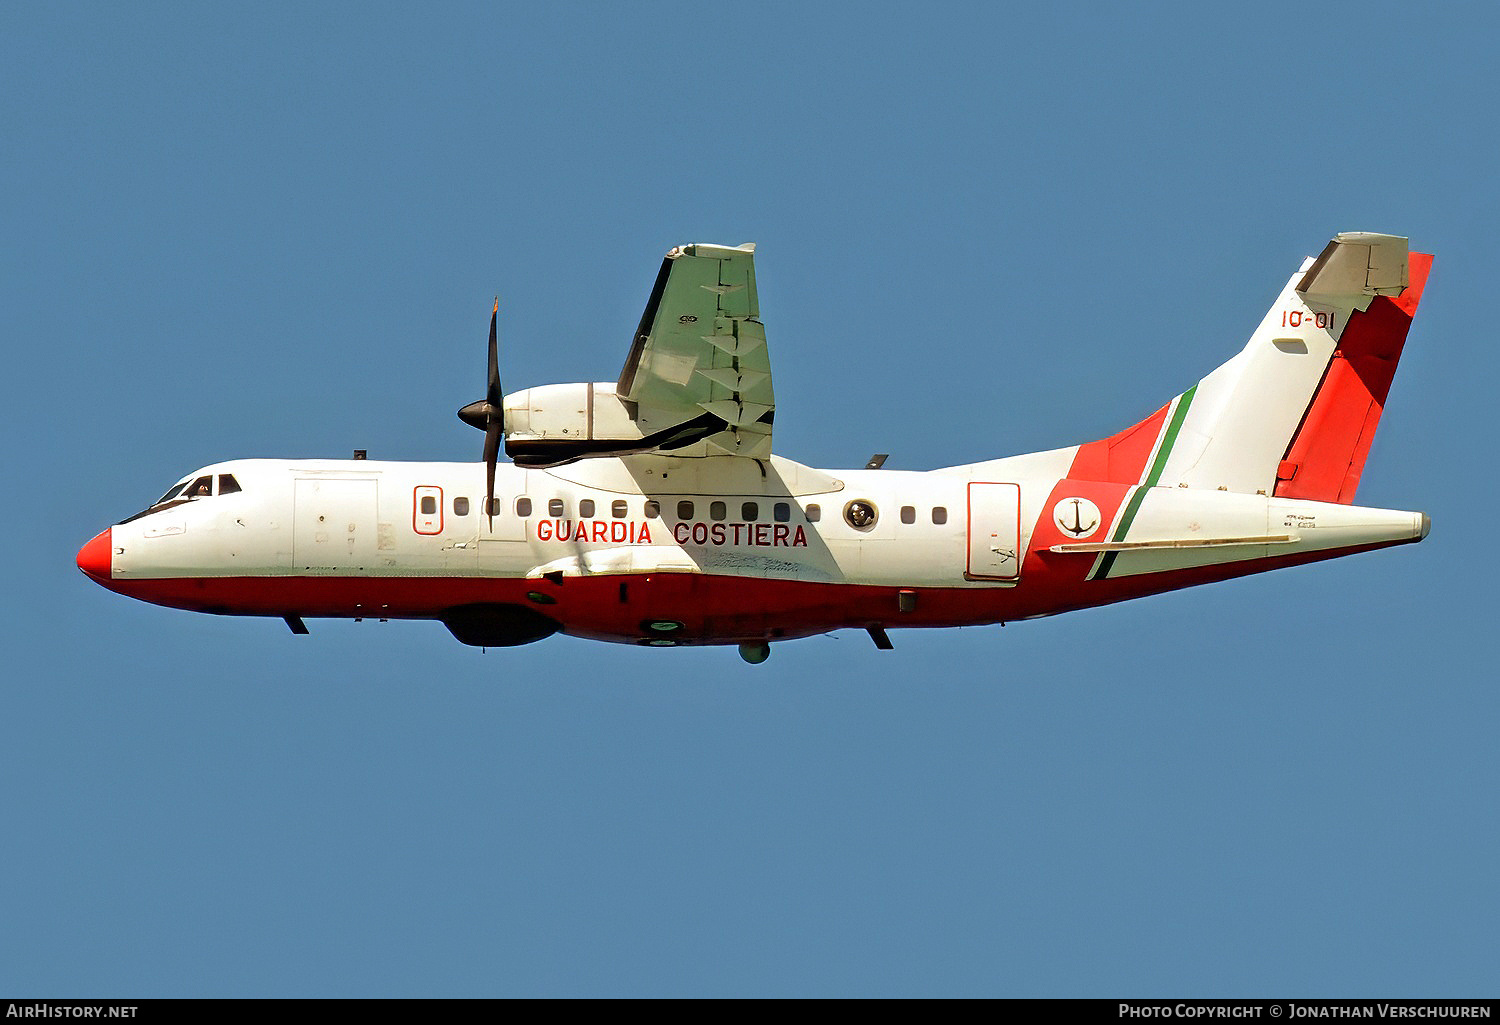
[{"x1": 457, "y1": 299, "x2": 504, "y2": 526}]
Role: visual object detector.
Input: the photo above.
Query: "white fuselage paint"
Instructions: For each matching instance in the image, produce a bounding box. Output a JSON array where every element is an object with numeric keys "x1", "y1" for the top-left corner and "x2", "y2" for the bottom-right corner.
[{"x1": 110, "y1": 451, "x2": 1425, "y2": 591}]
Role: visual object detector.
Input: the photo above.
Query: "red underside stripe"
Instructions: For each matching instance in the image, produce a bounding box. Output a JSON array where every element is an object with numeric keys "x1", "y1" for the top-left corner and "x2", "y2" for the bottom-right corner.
[{"x1": 100, "y1": 536, "x2": 1414, "y2": 645}]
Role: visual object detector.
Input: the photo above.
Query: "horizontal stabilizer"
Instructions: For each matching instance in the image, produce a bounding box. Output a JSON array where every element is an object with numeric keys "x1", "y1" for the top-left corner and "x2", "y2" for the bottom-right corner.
[
  {"x1": 1051, "y1": 535, "x2": 1296, "y2": 554},
  {"x1": 1297, "y1": 232, "x2": 1408, "y2": 307}
]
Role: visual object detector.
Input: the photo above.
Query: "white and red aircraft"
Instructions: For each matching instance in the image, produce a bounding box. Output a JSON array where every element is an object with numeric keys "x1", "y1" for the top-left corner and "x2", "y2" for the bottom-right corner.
[{"x1": 77, "y1": 233, "x2": 1431, "y2": 662}]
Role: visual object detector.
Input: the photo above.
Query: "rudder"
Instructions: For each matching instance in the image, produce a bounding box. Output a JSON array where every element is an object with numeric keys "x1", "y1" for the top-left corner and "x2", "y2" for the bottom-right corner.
[{"x1": 1274, "y1": 251, "x2": 1431, "y2": 503}]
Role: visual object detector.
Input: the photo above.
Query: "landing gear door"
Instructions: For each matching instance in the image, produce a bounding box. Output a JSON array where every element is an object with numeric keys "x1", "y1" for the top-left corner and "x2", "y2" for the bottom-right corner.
[{"x1": 967, "y1": 482, "x2": 1021, "y2": 581}]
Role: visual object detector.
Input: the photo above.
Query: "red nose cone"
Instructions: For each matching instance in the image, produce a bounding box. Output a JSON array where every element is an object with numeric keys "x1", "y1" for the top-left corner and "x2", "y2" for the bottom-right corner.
[{"x1": 77, "y1": 528, "x2": 113, "y2": 581}]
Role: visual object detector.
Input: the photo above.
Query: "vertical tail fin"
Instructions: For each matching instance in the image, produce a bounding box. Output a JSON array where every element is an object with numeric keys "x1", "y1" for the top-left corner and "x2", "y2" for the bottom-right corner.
[{"x1": 1070, "y1": 234, "x2": 1429, "y2": 501}]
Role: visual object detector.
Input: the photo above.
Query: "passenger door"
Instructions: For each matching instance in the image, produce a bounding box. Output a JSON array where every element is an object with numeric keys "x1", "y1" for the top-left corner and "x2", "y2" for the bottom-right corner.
[{"x1": 966, "y1": 482, "x2": 1021, "y2": 581}]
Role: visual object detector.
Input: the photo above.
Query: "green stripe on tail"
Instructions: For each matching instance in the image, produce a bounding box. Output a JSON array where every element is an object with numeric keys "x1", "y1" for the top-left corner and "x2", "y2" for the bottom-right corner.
[{"x1": 1094, "y1": 385, "x2": 1197, "y2": 580}]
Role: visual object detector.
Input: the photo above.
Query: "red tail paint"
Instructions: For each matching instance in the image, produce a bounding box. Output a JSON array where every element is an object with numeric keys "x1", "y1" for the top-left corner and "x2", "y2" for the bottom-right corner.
[{"x1": 1275, "y1": 253, "x2": 1432, "y2": 504}]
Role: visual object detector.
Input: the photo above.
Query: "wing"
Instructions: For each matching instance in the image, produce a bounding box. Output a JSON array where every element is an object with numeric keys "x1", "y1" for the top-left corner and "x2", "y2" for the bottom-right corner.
[{"x1": 616, "y1": 243, "x2": 774, "y2": 459}]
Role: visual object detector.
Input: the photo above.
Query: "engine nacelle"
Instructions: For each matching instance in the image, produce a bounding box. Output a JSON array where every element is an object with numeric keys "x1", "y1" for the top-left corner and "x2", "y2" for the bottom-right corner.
[
  {"x1": 502, "y1": 382, "x2": 645, "y2": 444},
  {"x1": 504, "y1": 382, "x2": 645, "y2": 444},
  {"x1": 502, "y1": 382, "x2": 739, "y2": 466}
]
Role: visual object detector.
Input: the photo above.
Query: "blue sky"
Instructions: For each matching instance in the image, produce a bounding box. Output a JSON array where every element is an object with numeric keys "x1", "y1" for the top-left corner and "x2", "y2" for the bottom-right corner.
[{"x1": 4, "y1": 3, "x2": 1496, "y2": 997}]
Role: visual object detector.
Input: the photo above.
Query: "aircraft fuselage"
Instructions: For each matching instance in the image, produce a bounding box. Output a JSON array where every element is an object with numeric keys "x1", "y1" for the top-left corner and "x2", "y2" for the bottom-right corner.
[{"x1": 76, "y1": 450, "x2": 1427, "y2": 650}]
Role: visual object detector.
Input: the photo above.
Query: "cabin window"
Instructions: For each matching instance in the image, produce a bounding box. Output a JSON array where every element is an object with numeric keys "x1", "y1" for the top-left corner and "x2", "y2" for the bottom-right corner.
[
  {"x1": 579, "y1": 499, "x2": 595, "y2": 518},
  {"x1": 487, "y1": 497, "x2": 502, "y2": 517},
  {"x1": 710, "y1": 501, "x2": 727, "y2": 521},
  {"x1": 676, "y1": 500, "x2": 694, "y2": 519},
  {"x1": 549, "y1": 499, "x2": 565, "y2": 517},
  {"x1": 420, "y1": 496, "x2": 438, "y2": 516},
  {"x1": 900, "y1": 505, "x2": 916, "y2": 524},
  {"x1": 516, "y1": 497, "x2": 532, "y2": 517},
  {"x1": 931, "y1": 506, "x2": 948, "y2": 525},
  {"x1": 742, "y1": 501, "x2": 759, "y2": 521},
  {"x1": 805, "y1": 503, "x2": 821, "y2": 522},
  {"x1": 454, "y1": 497, "x2": 470, "y2": 516},
  {"x1": 612, "y1": 500, "x2": 628, "y2": 518},
  {"x1": 645, "y1": 500, "x2": 661, "y2": 518},
  {"x1": 217, "y1": 474, "x2": 242, "y2": 495},
  {"x1": 774, "y1": 502, "x2": 791, "y2": 522}
]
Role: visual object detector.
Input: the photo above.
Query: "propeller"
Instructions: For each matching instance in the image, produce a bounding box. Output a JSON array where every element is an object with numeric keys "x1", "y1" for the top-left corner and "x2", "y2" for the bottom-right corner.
[{"x1": 457, "y1": 299, "x2": 504, "y2": 527}]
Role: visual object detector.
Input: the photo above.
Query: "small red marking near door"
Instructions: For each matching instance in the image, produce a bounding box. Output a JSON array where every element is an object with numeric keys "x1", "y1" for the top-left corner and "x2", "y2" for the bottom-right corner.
[{"x1": 413, "y1": 486, "x2": 444, "y2": 535}]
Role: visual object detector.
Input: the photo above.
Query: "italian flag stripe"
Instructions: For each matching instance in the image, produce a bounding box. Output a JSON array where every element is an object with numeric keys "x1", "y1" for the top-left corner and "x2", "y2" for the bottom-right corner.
[{"x1": 1094, "y1": 384, "x2": 1198, "y2": 580}]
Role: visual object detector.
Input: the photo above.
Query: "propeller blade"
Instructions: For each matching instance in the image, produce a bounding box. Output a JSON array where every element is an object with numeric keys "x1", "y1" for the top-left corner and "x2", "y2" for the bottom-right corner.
[
  {"x1": 486, "y1": 297, "x2": 501, "y2": 408},
  {"x1": 456, "y1": 298, "x2": 506, "y2": 529},
  {"x1": 484, "y1": 419, "x2": 501, "y2": 529},
  {"x1": 486, "y1": 298, "x2": 502, "y2": 527}
]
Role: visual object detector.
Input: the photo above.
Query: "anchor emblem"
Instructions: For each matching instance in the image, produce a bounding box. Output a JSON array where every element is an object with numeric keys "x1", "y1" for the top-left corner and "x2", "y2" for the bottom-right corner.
[{"x1": 1053, "y1": 497, "x2": 1101, "y2": 539}]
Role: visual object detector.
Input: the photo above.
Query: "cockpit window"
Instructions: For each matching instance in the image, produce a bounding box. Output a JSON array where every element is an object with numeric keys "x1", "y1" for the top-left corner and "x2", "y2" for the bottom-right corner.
[
  {"x1": 156, "y1": 480, "x2": 191, "y2": 505},
  {"x1": 122, "y1": 471, "x2": 243, "y2": 525}
]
